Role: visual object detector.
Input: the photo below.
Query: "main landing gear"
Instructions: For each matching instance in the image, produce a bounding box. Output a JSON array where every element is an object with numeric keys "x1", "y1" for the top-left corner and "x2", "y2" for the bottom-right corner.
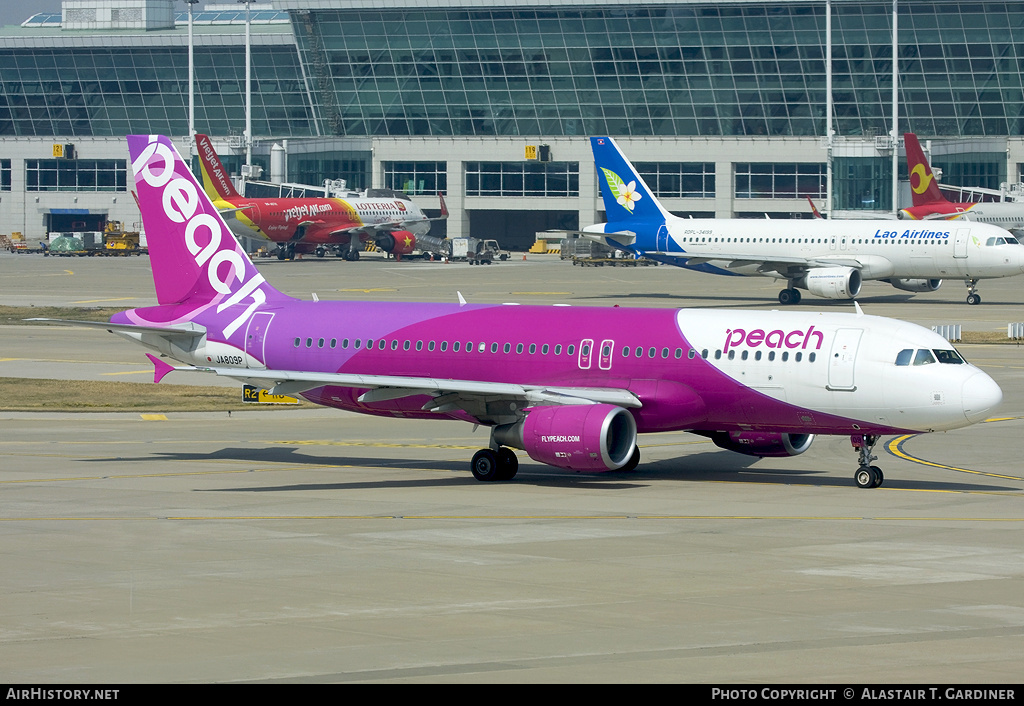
[
  {"x1": 471, "y1": 447, "x2": 519, "y2": 481},
  {"x1": 965, "y1": 278, "x2": 981, "y2": 305},
  {"x1": 852, "y1": 434, "x2": 884, "y2": 488},
  {"x1": 778, "y1": 286, "x2": 802, "y2": 305}
]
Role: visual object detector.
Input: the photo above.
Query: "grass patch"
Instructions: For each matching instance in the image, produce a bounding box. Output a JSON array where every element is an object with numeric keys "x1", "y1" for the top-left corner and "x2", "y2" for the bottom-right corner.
[
  {"x1": 0, "y1": 305, "x2": 129, "y2": 326},
  {"x1": 0, "y1": 377, "x2": 303, "y2": 412}
]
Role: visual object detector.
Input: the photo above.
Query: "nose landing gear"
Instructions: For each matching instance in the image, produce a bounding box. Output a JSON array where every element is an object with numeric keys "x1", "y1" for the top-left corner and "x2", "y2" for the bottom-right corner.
[
  {"x1": 965, "y1": 279, "x2": 981, "y2": 305},
  {"x1": 852, "y1": 434, "x2": 883, "y2": 488}
]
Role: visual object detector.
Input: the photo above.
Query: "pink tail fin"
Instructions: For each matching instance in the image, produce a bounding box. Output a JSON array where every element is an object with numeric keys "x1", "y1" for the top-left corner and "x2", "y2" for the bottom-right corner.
[{"x1": 126, "y1": 135, "x2": 287, "y2": 337}]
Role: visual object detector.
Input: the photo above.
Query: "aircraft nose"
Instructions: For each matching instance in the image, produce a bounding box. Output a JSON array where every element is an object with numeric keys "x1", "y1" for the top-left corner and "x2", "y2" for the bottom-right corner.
[{"x1": 962, "y1": 371, "x2": 1002, "y2": 424}]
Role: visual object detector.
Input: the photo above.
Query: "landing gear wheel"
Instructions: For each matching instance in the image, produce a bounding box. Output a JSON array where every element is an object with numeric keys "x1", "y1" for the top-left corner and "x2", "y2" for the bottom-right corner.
[
  {"x1": 315, "y1": 247, "x2": 325, "y2": 258},
  {"x1": 967, "y1": 293, "x2": 981, "y2": 305},
  {"x1": 277, "y1": 247, "x2": 287, "y2": 261},
  {"x1": 778, "y1": 288, "x2": 801, "y2": 305},
  {"x1": 871, "y1": 465, "x2": 884, "y2": 487},
  {"x1": 618, "y1": 445, "x2": 641, "y2": 473},
  {"x1": 855, "y1": 466, "x2": 880, "y2": 489},
  {"x1": 496, "y1": 447, "x2": 519, "y2": 480},
  {"x1": 471, "y1": 449, "x2": 500, "y2": 481}
]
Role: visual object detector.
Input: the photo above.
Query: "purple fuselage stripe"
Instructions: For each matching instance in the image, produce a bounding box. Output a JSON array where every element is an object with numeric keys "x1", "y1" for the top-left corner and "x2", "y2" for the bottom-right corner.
[{"x1": 124, "y1": 299, "x2": 910, "y2": 435}]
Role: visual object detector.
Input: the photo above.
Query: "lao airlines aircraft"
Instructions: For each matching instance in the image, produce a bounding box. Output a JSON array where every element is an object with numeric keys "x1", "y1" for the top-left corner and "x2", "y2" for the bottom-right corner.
[
  {"x1": 195, "y1": 134, "x2": 448, "y2": 261},
  {"x1": 898, "y1": 132, "x2": 1024, "y2": 240},
  {"x1": 585, "y1": 136, "x2": 1024, "y2": 306},
  {"x1": 37, "y1": 135, "x2": 1003, "y2": 489}
]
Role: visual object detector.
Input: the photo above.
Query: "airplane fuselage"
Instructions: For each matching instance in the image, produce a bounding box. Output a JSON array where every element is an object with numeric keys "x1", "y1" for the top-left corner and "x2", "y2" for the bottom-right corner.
[
  {"x1": 587, "y1": 217, "x2": 1024, "y2": 283},
  {"x1": 215, "y1": 195, "x2": 430, "y2": 246},
  {"x1": 900, "y1": 201, "x2": 1024, "y2": 236},
  {"x1": 115, "y1": 300, "x2": 995, "y2": 438}
]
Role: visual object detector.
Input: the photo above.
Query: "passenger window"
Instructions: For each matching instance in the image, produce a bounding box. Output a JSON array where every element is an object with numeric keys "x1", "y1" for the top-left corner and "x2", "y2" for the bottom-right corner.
[
  {"x1": 913, "y1": 349, "x2": 936, "y2": 366},
  {"x1": 895, "y1": 349, "x2": 913, "y2": 366}
]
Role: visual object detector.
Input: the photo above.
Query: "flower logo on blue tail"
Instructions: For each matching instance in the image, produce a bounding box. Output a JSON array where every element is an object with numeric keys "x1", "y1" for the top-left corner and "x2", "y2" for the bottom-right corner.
[{"x1": 600, "y1": 168, "x2": 643, "y2": 213}]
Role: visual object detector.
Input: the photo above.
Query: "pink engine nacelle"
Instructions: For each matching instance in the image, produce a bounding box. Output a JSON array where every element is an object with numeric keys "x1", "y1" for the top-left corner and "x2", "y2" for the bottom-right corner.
[
  {"x1": 493, "y1": 404, "x2": 637, "y2": 472},
  {"x1": 705, "y1": 430, "x2": 814, "y2": 458}
]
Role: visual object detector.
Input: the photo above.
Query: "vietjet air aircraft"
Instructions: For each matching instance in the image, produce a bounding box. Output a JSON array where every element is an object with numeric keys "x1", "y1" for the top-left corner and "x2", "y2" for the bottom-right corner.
[
  {"x1": 194, "y1": 134, "x2": 448, "y2": 261},
  {"x1": 38, "y1": 135, "x2": 1003, "y2": 489},
  {"x1": 585, "y1": 136, "x2": 1024, "y2": 306},
  {"x1": 898, "y1": 132, "x2": 1024, "y2": 239}
]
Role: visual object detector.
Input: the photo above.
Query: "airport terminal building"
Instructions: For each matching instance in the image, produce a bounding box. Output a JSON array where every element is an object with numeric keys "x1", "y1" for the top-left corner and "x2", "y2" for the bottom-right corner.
[{"x1": 3, "y1": 0, "x2": 1024, "y2": 247}]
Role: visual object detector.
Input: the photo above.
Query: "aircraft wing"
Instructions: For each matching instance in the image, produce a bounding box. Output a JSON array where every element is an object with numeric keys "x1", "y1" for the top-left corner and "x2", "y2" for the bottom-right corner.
[
  {"x1": 151, "y1": 358, "x2": 641, "y2": 423},
  {"x1": 678, "y1": 252, "x2": 866, "y2": 272}
]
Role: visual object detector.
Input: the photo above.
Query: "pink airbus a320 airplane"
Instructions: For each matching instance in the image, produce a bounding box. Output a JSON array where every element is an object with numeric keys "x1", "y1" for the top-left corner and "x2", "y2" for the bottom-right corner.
[{"x1": 38, "y1": 135, "x2": 1003, "y2": 489}]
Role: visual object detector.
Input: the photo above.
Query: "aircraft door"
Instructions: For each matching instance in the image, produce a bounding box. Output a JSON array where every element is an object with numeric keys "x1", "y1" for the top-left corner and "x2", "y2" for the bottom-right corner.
[
  {"x1": 598, "y1": 339, "x2": 614, "y2": 370},
  {"x1": 244, "y1": 311, "x2": 275, "y2": 368},
  {"x1": 578, "y1": 338, "x2": 594, "y2": 370},
  {"x1": 657, "y1": 224, "x2": 670, "y2": 252},
  {"x1": 954, "y1": 228, "x2": 970, "y2": 258},
  {"x1": 826, "y1": 328, "x2": 862, "y2": 391}
]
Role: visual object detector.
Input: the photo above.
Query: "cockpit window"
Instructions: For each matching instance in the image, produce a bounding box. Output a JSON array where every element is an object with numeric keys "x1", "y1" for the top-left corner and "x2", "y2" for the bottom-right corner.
[
  {"x1": 986, "y1": 236, "x2": 1020, "y2": 246},
  {"x1": 913, "y1": 349, "x2": 936, "y2": 366},
  {"x1": 933, "y1": 349, "x2": 965, "y2": 364},
  {"x1": 897, "y1": 348, "x2": 966, "y2": 366}
]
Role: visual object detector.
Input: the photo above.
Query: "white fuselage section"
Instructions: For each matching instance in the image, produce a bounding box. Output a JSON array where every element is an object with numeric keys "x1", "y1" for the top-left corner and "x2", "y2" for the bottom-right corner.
[
  {"x1": 678, "y1": 309, "x2": 1000, "y2": 432},
  {"x1": 659, "y1": 219, "x2": 1024, "y2": 280}
]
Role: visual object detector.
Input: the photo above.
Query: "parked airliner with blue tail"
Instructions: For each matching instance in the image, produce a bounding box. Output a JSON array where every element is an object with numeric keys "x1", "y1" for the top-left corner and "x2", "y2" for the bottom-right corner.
[
  {"x1": 585, "y1": 136, "x2": 1024, "y2": 306},
  {"x1": 37, "y1": 135, "x2": 1002, "y2": 489}
]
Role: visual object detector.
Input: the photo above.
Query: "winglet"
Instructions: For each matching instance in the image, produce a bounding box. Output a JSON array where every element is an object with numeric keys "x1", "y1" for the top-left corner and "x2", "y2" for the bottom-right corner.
[
  {"x1": 854, "y1": 301, "x2": 865, "y2": 317},
  {"x1": 457, "y1": 291, "x2": 467, "y2": 307},
  {"x1": 147, "y1": 353, "x2": 176, "y2": 384}
]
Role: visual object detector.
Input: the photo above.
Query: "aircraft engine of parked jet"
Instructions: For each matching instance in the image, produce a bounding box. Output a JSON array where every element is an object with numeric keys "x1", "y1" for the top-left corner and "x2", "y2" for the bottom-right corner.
[
  {"x1": 376, "y1": 230, "x2": 417, "y2": 255},
  {"x1": 799, "y1": 267, "x2": 862, "y2": 299},
  {"x1": 888, "y1": 277, "x2": 943, "y2": 293},
  {"x1": 492, "y1": 404, "x2": 638, "y2": 472},
  {"x1": 703, "y1": 431, "x2": 814, "y2": 458}
]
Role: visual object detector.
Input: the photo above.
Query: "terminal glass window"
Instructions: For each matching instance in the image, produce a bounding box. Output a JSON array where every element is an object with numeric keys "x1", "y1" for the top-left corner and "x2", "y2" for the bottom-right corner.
[
  {"x1": 635, "y1": 162, "x2": 715, "y2": 198},
  {"x1": 735, "y1": 163, "x2": 827, "y2": 199},
  {"x1": 1, "y1": 159, "x2": 10, "y2": 191},
  {"x1": 25, "y1": 159, "x2": 126, "y2": 192},
  {"x1": 384, "y1": 162, "x2": 447, "y2": 195},
  {"x1": 465, "y1": 162, "x2": 579, "y2": 197}
]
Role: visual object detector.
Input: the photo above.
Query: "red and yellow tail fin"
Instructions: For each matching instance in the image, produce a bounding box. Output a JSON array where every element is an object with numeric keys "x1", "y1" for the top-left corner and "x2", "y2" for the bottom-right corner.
[
  {"x1": 195, "y1": 134, "x2": 240, "y2": 200},
  {"x1": 904, "y1": 132, "x2": 947, "y2": 206}
]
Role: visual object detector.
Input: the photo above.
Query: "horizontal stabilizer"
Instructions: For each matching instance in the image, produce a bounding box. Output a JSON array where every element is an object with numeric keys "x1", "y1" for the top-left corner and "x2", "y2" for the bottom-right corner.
[{"x1": 27, "y1": 318, "x2": 207, "y2": 340}]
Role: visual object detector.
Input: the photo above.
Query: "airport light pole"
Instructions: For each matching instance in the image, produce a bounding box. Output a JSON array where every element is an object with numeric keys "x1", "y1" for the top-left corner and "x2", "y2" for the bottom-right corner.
[
  {"x1": 185, "y1": 0, "x2": 199, "y2": 161},
  {"x1": 891, "y1": 0, "x2": 899, "y2": 213},
  {"x1": 239, "y1": 0, "x2": 252, "y2": 175}
]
